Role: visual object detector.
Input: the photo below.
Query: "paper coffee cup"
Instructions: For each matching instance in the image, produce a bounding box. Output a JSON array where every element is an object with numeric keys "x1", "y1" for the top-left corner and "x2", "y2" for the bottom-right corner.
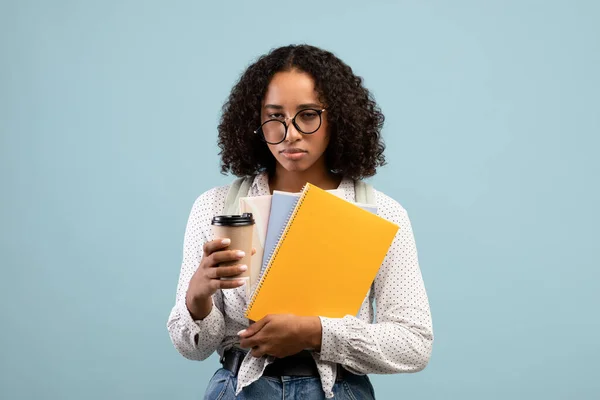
[{"x1": 211, "y1": 213, "x2": 255, "y2": 296}]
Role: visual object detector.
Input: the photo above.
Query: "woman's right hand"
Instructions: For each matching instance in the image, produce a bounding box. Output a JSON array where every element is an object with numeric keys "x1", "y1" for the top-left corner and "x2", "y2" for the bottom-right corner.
[{"x1": 185, "y1": 238, "x2": 247, "y2": 320}]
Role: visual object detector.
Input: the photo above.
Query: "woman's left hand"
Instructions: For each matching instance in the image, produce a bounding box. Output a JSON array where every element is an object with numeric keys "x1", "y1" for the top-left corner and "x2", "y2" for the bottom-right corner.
[{"x1": 238, "y1": 314, "x2": 322, "y2": 358}]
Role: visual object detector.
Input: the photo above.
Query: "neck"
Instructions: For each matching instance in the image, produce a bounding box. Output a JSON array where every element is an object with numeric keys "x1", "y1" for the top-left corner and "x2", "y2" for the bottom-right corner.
[{"x1": 269, "y1": 162, "x2": 342, "y2": 194}]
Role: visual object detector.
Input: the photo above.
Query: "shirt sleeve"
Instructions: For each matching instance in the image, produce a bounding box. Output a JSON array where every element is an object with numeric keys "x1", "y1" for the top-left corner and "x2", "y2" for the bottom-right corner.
[
  {"x1": 316, "y1": 194, "x2": 433, "y2": 374},
  {"x1": 167, "y1": 189, "x2": 226, "y2": 361}
]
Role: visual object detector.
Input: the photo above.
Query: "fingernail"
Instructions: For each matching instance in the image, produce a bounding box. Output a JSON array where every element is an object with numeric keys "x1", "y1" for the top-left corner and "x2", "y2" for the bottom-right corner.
[
  {"x1": 221, "y1": 238, "x2": 231, "y2": 246},
  {"x1": 237, "y1": 329, "x2": 246, "y2": 336},
  {"x1": 235, "y1": 251, "x2": 245, "y2": 258},
  {"x1": 239, "y1": 265, "x2": 248, "y2": 271}
]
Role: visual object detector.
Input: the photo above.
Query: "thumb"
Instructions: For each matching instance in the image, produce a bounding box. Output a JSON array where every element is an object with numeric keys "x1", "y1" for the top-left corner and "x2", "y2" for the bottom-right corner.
[{"x1": 238, "y1": 316, "x2": 269, "y2": 338}]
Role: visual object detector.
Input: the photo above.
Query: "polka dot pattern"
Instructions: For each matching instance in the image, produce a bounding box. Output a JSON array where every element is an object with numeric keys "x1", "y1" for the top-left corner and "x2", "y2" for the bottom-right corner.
[{"x1": 167, "y1": 172, "x2": 433, "y2": 398}]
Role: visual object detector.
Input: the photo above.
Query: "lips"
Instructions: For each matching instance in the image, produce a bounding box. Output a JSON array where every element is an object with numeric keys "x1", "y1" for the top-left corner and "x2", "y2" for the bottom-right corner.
[
  {"x1": 280, "y1": 148, "x2": 308, "y2": 154},
  {"x1": 280, "y1": 148, "x2": 308, "y2": 161}
]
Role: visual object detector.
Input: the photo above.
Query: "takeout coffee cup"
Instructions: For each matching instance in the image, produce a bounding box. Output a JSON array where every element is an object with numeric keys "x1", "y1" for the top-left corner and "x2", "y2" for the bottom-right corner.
[{"x1": 211, "y1": 213, "x2": 255, "y2": 287}]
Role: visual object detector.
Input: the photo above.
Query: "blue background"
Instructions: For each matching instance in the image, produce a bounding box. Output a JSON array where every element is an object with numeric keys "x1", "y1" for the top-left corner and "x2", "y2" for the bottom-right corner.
[{"x1": 1, "y1": 1, "x2": 599, "y2": 399}]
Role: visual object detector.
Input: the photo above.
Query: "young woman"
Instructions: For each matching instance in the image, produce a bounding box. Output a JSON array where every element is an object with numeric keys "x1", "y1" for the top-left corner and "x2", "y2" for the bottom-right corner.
[{"x1": 167, "y1": 44, "x2": 433, "y2": 399}]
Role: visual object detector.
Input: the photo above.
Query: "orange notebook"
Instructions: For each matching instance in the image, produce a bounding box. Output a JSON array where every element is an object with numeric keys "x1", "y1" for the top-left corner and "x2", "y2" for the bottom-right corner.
[{"x1": 245, "y1": 183, "x2": 399, "y2": 321}]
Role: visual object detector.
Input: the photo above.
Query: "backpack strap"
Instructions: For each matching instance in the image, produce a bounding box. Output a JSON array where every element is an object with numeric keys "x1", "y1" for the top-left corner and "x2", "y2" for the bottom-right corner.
[
  {"x1": 224, "y1": 176, "x2": 254, "y2": 215},
  {"x1": 354, "y1": 180, "x2": 376, "y2": 206}
]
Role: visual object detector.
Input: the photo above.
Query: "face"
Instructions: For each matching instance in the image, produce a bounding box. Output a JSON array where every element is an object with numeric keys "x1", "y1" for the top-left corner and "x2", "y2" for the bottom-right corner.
[{"x1": 260, "y1": 70, "x2": 329, "y2": 174}]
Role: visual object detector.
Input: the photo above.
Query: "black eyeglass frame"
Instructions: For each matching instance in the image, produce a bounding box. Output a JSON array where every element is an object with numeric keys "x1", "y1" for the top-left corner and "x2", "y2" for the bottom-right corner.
[{"x1": 254, "y1": 108, "x2": 326, "y2": 145}]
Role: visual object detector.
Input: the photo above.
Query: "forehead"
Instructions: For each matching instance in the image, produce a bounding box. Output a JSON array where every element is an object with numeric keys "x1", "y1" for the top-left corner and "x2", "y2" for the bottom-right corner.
[{"x1": 263, "y1": 70, "x2": 318, "y2": 106}]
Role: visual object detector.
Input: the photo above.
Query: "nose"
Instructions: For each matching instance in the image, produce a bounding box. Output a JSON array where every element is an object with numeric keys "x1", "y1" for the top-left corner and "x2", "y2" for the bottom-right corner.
[{"x1": 285, "y1": 120, "x2": 302, "y2": 143}]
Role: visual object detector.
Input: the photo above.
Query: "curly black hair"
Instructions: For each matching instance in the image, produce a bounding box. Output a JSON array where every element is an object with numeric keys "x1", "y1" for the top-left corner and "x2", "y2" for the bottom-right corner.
[{"x1": 217, "y1": 44, "x2": 386, "y2": 180}]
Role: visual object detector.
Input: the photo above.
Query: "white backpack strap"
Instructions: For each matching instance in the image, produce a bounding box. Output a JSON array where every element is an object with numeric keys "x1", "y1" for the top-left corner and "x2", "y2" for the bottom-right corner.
[
  {"x1": 354, "y1": 180, "x2": 376, "y2": 206},
  {"x1": 224, "y1": 176, "x2": 254, "y2": 215}
]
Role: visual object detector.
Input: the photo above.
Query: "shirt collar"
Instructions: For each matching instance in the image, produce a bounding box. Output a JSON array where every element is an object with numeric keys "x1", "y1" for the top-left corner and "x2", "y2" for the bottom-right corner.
[
  {"x1": 250, "y1": 173, "x2": 270, "y2": 196},
  {"x1": 250, "y1": 172, "x2": 355, "y2": 200}
]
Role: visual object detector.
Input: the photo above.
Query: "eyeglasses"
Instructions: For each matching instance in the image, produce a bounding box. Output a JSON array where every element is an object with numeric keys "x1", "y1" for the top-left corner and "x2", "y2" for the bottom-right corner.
[{"x1": 254, "y1": 108, "x2": 326, "y2": 145}]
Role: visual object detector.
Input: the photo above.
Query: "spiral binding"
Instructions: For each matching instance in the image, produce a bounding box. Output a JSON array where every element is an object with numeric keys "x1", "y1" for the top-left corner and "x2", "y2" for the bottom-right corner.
[{"x1": 245, "y1": 184, "x2": 311, "y2": 317}]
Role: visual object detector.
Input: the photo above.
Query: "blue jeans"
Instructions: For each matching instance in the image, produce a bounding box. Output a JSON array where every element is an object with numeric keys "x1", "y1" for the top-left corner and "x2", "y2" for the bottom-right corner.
[{"x1": 204, "y1": 368, "x2": 376, "y2": 399}]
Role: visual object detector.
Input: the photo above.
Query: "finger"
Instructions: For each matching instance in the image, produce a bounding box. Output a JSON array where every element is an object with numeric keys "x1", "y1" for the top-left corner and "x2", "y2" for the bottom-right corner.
[
  {"x1": 203, "y1": 238, "x2": 231, "y2": 256},
  {"x1": 251, "y1": 247, "x2": 257, "y2": 256},
  {"x1": 209, "y1": 249, "x2": 246, "y2": 266},
  {"x1": 210, "y1": 279, "x2": 246, "y2": 291},
  {"x1": 251, "y1": 346, "x2": 265, "y2": 358},
  {"x1": 239, "y1": 337, "x2": 257, "y2": 349},
  {"x1": 207, "y1": 264, "x2": 248, "y2": 279},
  {"x1": 238, "y1": 315, "x2": 270, "y2": 338}
]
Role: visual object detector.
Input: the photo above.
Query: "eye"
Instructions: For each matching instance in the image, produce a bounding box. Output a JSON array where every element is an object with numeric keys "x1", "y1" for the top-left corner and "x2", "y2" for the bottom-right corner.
[
  {"x1": 299, "y1": 110, "x2": 318, "y2": 120},
  {"x1": 267, "y1": 113, "x2": 285, "y2": 120}
]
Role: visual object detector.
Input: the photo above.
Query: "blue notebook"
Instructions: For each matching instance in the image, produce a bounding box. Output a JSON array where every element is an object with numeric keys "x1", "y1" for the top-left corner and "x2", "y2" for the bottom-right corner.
[
  {"x1": 260, "y1": 190, "x2": 378, "y2": 275},
  {"x1": 261, "y1": 191, "x2": 300, "y2": 275}
]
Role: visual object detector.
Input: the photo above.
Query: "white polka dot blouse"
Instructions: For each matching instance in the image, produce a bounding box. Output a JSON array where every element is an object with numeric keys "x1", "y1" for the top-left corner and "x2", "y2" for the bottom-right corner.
[{"x1": 167, "y1": 173, "x2": 433, "y2": 398}]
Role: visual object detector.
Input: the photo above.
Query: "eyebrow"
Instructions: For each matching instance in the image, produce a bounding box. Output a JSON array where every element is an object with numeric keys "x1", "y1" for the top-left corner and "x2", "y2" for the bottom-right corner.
[
  {"x1": 297, "y1": 103, "x2": 323, "y2": 110},
  {"x1": 264, "y1": 103, "x2": 323, "y2": 110}
]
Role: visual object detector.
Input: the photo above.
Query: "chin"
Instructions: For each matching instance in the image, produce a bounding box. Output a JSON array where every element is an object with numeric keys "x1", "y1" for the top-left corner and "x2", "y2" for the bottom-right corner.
[
  {"x1": 281, "y1": 163, "x2": 309, "y2": 173},
  {"x1": 278, "y1": 158, "x2": 312, "y2": 173}
]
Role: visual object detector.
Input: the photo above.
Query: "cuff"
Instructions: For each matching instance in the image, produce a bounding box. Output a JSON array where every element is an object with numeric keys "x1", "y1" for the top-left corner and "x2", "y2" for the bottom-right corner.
[
  {"x1": 316, "y1": 316, "x2": 351, "y2": 364},
  {"x1": 178, "y1": 297, "x2": 224, "y2": 342}
]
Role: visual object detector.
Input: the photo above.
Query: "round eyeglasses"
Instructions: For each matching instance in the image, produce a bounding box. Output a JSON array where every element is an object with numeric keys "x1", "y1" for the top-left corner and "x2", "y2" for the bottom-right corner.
[{"x1": 254, "y1": 108, "x2": 326, "y2": 145}]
